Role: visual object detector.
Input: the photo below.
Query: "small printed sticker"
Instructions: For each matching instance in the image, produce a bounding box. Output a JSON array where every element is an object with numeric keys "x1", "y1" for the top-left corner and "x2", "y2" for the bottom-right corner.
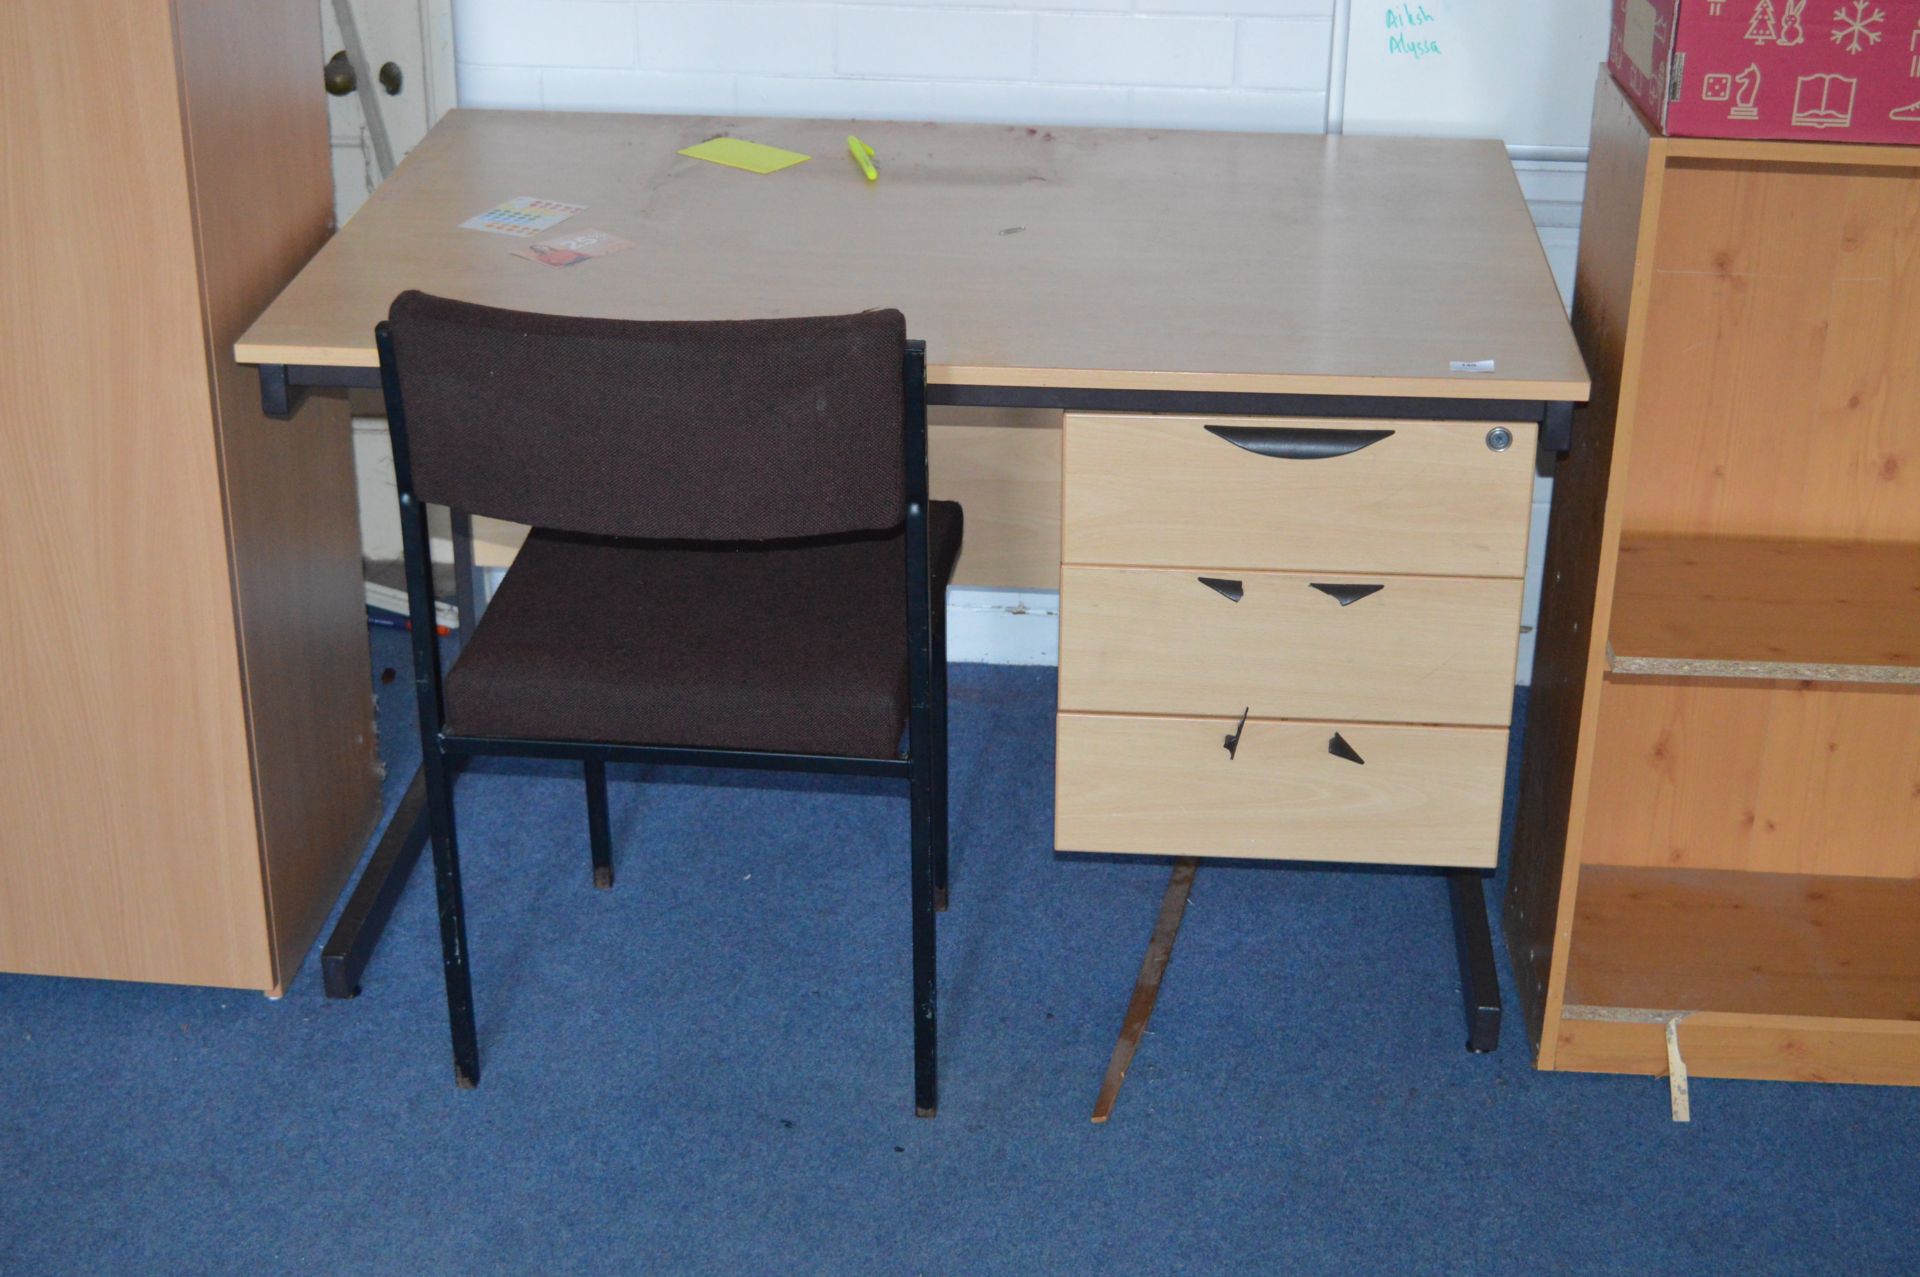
[
  {"x1": 460, "y1": 196, "x2": 587, "y2": 237},
  {"x1": 1450, "y1": 359, "x2": 1496, "y2": 373}
]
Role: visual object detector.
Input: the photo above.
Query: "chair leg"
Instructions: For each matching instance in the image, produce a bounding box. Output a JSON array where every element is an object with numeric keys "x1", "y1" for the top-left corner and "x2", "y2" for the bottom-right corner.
[
  {"x1": 585, "y1": 758, "x2": 614, "y2": 890},
  {"x1": 930, "y1": 589, "x2": 951, "y2": 913},
  {"x1": 422, "y1": 750, "x2": 481, "y2": 1088},
  {"x1": 909, "y1": 701, "x2": 939, "y2": 1118}
]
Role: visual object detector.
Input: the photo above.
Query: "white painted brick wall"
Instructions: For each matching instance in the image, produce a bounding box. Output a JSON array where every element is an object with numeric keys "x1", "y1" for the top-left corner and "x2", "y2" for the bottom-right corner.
[{"x1": 453, "y1": 0, "x2": 1335, "y2": 130}]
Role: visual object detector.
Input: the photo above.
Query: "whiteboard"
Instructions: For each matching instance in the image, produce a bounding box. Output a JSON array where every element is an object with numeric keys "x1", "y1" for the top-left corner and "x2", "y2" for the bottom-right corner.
[{"x1": 1340, "y1": 0, "x2": 1614, "y2": 154}]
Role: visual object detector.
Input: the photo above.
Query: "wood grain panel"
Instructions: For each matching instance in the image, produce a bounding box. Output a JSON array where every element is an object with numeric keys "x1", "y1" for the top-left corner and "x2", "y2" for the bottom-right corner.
[
  {"x1": 0, "y1": 1, "x2": 269, "y2": 988},
  {"x1": 1566, "y1": 866, "x2": 1920, "y2": 1021},
  {"x1": 1505, "y1": 73, "x2": 1668, "y2": 1065},
  {"x1": 1579, "y1": 676, "x2": 1920, "y2": 878},
  {"x1": 1554, "y1": 1012, "x2": 1920, "y2": 1086},
  {"x1": 174, "y1": 0, "x2": 384, "y2": 993},
  {"x1": 1062, "y1": 414, "x2": 1536, "y2": 577},
  {"x1": 1054, "y1": 713, "x2": 1507, "y2": 867},
  {"x1": 1622, "y1": 158, "x2": 1920, "y2": 542},
  {"x1": 1058, "y1": 566, "x2": 1522, "y2": 725},
  {"x1": 234, "y1": 112, "x2": 1587, "y2": 401},
  {"x1": 929, "y1": 409, "x2": 1060, "y2": 590}
]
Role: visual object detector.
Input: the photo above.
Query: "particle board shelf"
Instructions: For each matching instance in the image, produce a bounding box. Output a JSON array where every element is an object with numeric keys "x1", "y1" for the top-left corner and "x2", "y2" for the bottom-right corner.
[
  {"x1": 1565, "y1": 865, "x2": 1920, "y2": 1025},
  {"x1": 1606, "y1": 536, "x2": 1920, "y2": 684}
]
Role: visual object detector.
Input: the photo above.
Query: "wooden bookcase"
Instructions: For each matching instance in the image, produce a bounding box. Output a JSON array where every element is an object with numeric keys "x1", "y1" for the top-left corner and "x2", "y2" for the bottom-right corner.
[{"x1": 1506, "y1": 74, "x2": 1920, "y2": 1086}]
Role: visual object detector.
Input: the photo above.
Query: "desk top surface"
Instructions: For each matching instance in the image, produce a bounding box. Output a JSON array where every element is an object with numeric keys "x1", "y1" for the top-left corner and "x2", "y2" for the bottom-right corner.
[{"x1": 236, "y1": 110, "x2": 1589, "y2": 401}]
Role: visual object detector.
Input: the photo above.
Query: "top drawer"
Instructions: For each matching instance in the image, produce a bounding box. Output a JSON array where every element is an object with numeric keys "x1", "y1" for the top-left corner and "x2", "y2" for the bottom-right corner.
[{"x1": 1062, "y1": 413, "x2": 1535, "y2": 577}]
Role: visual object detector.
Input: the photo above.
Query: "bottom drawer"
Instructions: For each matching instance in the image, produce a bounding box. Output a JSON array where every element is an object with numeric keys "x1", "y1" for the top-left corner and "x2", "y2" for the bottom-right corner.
[{"x1": 1054, "y1": 712, "x2": 1507, "y2": 868}]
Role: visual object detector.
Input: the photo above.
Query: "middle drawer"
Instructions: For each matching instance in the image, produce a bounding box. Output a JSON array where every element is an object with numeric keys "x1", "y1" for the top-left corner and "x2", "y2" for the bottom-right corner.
[{"x1": 1059, "y1": 565, "x2": 1523, "y2": 726}]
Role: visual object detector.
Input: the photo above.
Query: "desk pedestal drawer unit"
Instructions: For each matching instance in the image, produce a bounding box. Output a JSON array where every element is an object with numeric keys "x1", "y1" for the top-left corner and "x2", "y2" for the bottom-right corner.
[{"x1": 1057, "y1": 411, "x2": 1533, "y2": 875}]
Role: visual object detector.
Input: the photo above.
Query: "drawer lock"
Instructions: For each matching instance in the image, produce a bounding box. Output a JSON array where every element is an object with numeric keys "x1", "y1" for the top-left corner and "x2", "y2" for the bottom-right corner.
[{"x1": 1485, "y1": 426, "x2": 1514, "y2": 452}]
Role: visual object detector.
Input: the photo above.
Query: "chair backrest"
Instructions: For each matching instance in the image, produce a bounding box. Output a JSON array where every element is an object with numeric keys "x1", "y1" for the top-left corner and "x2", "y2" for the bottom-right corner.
[{"x1": 381, "y1": 292, "x2": 909, "y2": 540}]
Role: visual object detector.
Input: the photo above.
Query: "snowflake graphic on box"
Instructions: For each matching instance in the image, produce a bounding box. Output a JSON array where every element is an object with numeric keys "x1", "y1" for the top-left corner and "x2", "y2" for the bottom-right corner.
[{"x1": 1831, "y1": 0, "x2": 1885, "y2": 53}]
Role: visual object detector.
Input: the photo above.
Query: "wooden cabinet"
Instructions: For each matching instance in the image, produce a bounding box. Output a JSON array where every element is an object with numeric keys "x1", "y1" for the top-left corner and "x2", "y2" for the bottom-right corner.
[
  {"x1": 1055, "y1": 411, "x2": 1533, "y2": 869},
  {"x1": 1506, "y1": 74, "x2": 1920, "y2": 1086},
  {"x1": 0, "y1": 1, "x2": 380, "y2": 994}
]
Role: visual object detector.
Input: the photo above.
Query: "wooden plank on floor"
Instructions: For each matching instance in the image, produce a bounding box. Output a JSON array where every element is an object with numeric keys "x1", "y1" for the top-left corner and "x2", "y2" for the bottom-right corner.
[{"x1": 1091, "y1": 857, "x2": 1198, "y2": 1124}]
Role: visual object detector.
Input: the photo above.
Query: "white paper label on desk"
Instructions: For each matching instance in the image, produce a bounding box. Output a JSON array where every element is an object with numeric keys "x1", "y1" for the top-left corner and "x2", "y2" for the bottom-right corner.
[{"x1": 1450, "y1": 359, "x2": 1496, "y2": 373}]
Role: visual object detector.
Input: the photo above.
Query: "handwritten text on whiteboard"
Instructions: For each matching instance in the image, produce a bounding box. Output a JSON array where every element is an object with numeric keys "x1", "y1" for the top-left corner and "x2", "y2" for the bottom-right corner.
[{"x1": 1384, "y1": 4, "x2": 1442, "y2": 60}]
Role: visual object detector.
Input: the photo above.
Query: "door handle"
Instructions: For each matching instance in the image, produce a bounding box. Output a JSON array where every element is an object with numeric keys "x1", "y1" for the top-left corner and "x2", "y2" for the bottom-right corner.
[
  {"x1": 1309, "y1": 582, "x2": 1385, "y2": 607},
  {"x1": 325, "y1": 52, "x2": 403, "y2": 97},
  {"x1": 324, "y1": 50, "x2": 356, "y2": 95},
  {"x1": 1204, "y1": 424, "x2": 1394, "y2": 459}
]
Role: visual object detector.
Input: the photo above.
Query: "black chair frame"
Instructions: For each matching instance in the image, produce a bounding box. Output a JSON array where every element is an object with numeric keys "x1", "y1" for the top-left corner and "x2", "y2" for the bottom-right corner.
[{"x1": 376, "y1": 324, "x2": 949, "y2": 1116}]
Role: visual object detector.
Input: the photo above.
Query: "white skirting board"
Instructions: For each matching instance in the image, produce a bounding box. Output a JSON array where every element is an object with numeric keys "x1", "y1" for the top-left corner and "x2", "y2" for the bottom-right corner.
[{"x1": 944, "y1": 588, "x2": 1059, "y2": 666}]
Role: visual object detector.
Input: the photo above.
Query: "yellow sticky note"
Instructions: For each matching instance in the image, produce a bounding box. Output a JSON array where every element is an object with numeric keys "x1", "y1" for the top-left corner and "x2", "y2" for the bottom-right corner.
[{"x1": 678, "y1": 137, "x2": 811, "y2": 174}]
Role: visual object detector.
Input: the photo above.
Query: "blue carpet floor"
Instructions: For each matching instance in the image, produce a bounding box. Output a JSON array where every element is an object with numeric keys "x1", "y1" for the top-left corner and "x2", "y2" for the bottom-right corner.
[{"x1": 2, "y1": 627, "x2": 1916, "y2": 1274}]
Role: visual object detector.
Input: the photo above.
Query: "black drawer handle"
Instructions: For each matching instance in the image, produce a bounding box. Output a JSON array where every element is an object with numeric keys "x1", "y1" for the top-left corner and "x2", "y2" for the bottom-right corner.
[
  {"x1": 1328, "y1": 732, "x2": 1365, "y2": 765},
  {"x1": 1310, "y1": 582, "x2": 1385, "y2": 607},
  {"x1": 1205, "y1": 424, "x2": 1394, "y2": 460},
  {"x1": 1198, "y1": 576, "x2": 1244, "y2": 602},
  {"x1": 1223, "y1": 707, "x2": 1250, "y2": 760}
]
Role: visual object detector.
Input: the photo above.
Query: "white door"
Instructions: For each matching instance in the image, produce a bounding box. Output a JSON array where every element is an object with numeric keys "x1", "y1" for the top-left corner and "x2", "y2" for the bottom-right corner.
[
  {"x1": 320, "y1": 0, "x2": 461, "y2": 614},
  {"x1": 321, "y1": 0, "x2": 455, "y2": 226}
]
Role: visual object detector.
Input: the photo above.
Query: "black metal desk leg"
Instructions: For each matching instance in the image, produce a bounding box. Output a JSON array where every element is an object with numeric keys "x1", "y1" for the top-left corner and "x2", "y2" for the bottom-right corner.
[
  {"x1": 1448, "y1": 869, "x2": 1502, "y2": 1052},
  {"x1": 450, "y1": 509, "x2": 484, "y2": 631},
  {"x1": 321, "y1": 771, "x2": 430, "y2": 998}
]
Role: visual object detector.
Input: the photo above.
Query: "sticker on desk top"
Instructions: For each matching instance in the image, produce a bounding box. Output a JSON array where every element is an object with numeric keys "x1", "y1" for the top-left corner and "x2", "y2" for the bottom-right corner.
[
  {"x1": 460, "y1": 196, "x2": 588, "y2": 237},
  {"x1": 1450, "y1": 359, "x2": 1497, "y2": 374},
  {"x1": 511, "y1": 228, "x2": 634, "y2": 268},
  {"x1": 678, "y1": 137, "x2": 811, "y2": 175}
]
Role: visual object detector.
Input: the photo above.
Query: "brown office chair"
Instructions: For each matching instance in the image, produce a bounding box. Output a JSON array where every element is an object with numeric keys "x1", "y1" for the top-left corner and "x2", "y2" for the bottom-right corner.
[{"x1": 377, "y1": 293, "x2": 962, "y2": 1115}]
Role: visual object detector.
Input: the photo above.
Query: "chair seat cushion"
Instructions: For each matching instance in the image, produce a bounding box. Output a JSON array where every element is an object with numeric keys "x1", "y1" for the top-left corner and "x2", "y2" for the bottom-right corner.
[{"x1": 442, "y1": 503, "x2": 962, "y2": 759}]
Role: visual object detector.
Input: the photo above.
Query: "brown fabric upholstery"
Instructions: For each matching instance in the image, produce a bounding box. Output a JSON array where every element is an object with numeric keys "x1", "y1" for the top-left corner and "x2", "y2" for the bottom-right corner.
[
  {"x1": 442, "y1": 504, "x2": 963, "y2": 758},
  {"x1": 386, "y1": 293, "x2": 907, "y2": 540}
]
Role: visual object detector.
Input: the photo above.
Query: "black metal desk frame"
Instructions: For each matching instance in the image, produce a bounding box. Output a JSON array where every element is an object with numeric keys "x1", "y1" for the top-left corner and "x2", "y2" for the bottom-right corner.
[{"x1": 260, "y1": 360, "x2": 1573, "y2": 1055}]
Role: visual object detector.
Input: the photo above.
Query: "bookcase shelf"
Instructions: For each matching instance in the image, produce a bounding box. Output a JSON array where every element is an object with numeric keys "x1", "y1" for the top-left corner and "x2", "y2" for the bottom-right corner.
[
  {"x1": 1566, "y1": 865, "x2": 1920, "y2": 1024},
  {"x1": 1606, "y1": 536, "x2": 1920, "y2": 684}
]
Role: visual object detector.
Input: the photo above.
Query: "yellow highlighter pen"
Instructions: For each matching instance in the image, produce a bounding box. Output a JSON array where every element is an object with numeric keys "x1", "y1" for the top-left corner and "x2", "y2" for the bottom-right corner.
[{"x1": 847, "y1": 135, "x2": 878, "y2": 182}]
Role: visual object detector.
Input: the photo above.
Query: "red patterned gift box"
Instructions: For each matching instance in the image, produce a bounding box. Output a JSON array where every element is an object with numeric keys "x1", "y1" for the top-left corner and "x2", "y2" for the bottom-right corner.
[{"x1": 1611, "y1": 0, "x2": 1920, "y2": 143}]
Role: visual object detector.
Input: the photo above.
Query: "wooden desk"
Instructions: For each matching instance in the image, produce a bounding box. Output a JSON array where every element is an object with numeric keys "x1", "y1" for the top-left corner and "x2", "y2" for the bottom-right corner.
[
  {"x1": 235, "y1": 110, "x2": 1587, "y2": 1066},
  {"x1": 240, "y1": 110, "x2": 1585, "y2": 399}
]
